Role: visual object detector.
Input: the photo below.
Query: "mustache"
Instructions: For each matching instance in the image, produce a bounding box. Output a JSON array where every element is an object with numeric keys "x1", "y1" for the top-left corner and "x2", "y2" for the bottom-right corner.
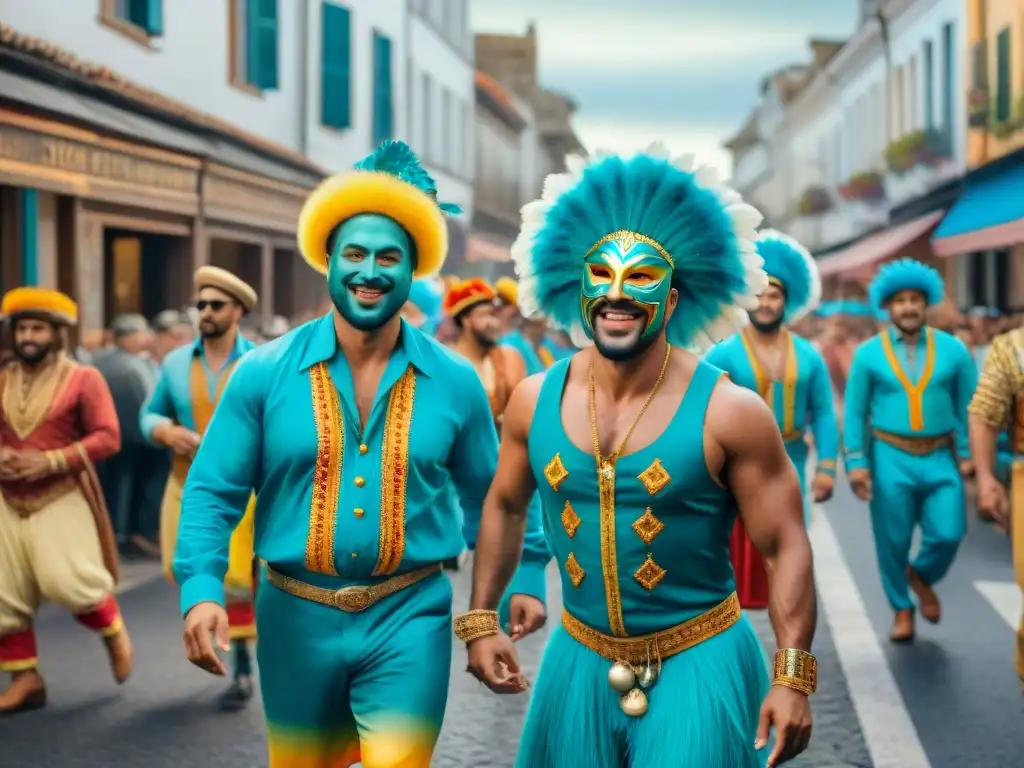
[
  {"x1": 347, "y1": 275, "x2": 393, "y2": 291},
  {"x1": 594, "y1": 298, "x2": 642, "y2": 316}
]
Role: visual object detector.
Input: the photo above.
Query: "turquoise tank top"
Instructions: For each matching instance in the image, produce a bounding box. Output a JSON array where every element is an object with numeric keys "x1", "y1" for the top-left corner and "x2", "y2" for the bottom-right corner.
[{"x1": 528, "y1": 356, "x2": 737, "y2": 637}]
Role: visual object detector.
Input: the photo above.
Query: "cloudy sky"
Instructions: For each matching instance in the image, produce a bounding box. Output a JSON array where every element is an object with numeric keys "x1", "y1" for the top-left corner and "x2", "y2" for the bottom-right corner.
[{"x1": 471, "y1": 0, "x2": 859, "y2": 175}]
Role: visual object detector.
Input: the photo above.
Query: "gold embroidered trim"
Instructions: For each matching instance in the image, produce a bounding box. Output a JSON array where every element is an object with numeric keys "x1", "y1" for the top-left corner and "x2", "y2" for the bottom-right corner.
[
  {"x1": 561, "y1": 592, "x2": 741, "y2": 663},
  {"x1": 374, "y1": 366, "x2": 416, "y2": 576},
  {"x1": 544, "y1": 453, "x2": 569, "y2": 491},
  {"x1": 634, "y1": 554, "x2": 666, "y2": 591},
  {"x1": 637, "y1": 458, "x2": 671, "y2": 496},
  {"x1": 632, "y1": 507, "x2": 664, "y2": 545},
  {"x1": 1, "y1": 357, "x2": 73, "y2": 440},
  {"x1": 880, "y1": 328, "x2": 935, "y2": 431},
  {"x1": 561, "y1": 500, "x2": 582, "y2": 538},
  {"x1": 1, "y1": 476, "x2": 77, "y2": 516},
  {"x1": 565, "y1": 553, "x2": 586, "y2": 588},
  {"x1": 598, "y1": 462, "x2": 627, "y2": 636},
  {"x1": 305, "y1": 362, "x2": 343, "y2": 575}
]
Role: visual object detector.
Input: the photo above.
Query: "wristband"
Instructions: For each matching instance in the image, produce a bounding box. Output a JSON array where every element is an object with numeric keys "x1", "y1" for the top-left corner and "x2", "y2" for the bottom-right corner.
[
  {"x1": 772, "y1": 648, "x2": 817, "y2": 695},
  {"x1": 454, "y1": 609, "x2": 501, "y2": 644}
]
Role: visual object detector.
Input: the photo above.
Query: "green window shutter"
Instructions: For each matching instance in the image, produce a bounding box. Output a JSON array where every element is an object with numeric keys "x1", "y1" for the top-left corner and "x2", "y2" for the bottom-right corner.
[
  {"x1": 321, "y1": 2, "x2": 352, "y2": 129},
  {"x1": 247, "y1": 0, "x2": 279, "y2": 90},
  {"x1": 923, "y1": 40, "x2": 934, "y2": 129},
  {"x1": 127, "y1": 0, "x2": 162, "y2": 35},
  {"x1": 372, "y1": 32, "x2": 393, "y2": 144},
  {"x1": 996, "y1": 27, "x2": 1011, "y2": 121}
]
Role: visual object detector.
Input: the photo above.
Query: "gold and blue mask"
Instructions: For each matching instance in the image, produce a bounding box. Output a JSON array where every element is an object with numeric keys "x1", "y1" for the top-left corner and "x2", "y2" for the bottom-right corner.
[{"x1": 580, "y1": 231, "x2": 674, "y2": 342}]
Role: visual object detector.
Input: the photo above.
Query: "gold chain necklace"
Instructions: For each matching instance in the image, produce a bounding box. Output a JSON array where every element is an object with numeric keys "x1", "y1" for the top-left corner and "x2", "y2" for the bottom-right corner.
[{"x1": 588, "y1": 343, "x2": 672, "y2": 479}]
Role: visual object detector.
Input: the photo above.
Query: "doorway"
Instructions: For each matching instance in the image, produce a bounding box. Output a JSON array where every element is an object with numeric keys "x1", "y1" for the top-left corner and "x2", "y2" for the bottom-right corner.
[{"x1": 104, "y1": 227, "x2": 190, "y2": 324}]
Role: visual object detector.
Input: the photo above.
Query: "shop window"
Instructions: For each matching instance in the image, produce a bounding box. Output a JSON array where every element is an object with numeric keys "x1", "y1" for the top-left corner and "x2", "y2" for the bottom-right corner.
[
  {"x1": 996, "y1": 27, "x2": 1012, "y2": 123},
  {"x1": 100, "y1": 0, "x2": 163, "y2": 45},
  {"x1": 372, "y1": 32, "x2": 394, "y2": 145},
  {"x1": 321, "y1": 2, "x2": 352, "y2": 130},
  {"x1": 230, "y1": 0, "x2": 279, "y2": 94}
]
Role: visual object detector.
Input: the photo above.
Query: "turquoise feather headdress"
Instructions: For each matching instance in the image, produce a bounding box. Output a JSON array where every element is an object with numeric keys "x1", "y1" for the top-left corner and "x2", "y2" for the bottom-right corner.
[
  {"x1": 755, "y1": 229, "x2": 821, "y2": 324},
  {"x1": 353, "y1": 140, "x2": 462, "y2": 214},
  {"x1": 868, "y1": 258, "x2": 945, "y2": 314},
  {"x1": 511, "y1": 143, "x2": 767, "y2": 351}
]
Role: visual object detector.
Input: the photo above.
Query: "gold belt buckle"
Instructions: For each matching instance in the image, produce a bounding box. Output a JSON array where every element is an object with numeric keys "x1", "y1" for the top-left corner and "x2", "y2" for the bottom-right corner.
[{"x1": 333, "y1": 586, "x2": 373, "y2": 612}]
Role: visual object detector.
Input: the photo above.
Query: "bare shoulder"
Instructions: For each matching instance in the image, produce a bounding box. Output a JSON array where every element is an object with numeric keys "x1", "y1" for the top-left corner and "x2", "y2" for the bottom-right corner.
[
  {"x1": 504, "y1": 372, "x2": 546, "y2": 440},
  {"x1": 705, "y1": 376, "x2": 780, "y2": 454}
]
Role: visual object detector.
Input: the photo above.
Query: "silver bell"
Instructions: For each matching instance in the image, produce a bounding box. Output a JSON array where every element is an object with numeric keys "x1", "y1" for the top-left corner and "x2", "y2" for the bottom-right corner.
[
  {"x1": 637, "y1": 664, "x2": 658, "y2": 689},
  {"x1": 607, "y1": 662, "x2": 636, "y2": 693},
  {"x1": 620, "y1": 687, "x2": 648, "y2": 717}
]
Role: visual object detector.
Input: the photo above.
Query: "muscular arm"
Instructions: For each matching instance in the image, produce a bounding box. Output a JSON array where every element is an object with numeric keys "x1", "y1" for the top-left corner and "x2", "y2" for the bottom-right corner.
[
  {"x1": 711, "y1": 383, "x2": 816, "y2": 651},
  {"x1": 968, "y1": 336, "x2": 1016, "y2": 478},
  {"x1": 62, "y1": 366, "x2": 121, "y2": 470},
  {"x1": 468, "y1": 375, "x2": 543, "y2": 611}
]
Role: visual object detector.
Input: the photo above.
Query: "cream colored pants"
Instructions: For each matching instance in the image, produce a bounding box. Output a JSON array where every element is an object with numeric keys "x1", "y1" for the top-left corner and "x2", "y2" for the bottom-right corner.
[{"x1": 0, "y1": 488, "x2": 114, "y2": 634}]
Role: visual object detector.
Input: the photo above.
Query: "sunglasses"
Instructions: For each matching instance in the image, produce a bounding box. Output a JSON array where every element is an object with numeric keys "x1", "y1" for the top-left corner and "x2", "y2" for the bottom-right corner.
[{"x1": 196, "y1": 300, "x2": 229, "y2": 312}]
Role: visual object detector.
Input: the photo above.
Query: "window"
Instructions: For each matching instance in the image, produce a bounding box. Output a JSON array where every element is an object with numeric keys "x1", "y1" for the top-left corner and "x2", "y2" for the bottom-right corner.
[
  {"x1": 972, "y1": 40, "x2": 988, "y2": 90},
  {"x1": 422, "y1": 73, "x2": 433, "y2": 159},
  {"x1": 372, "y1": 32, "x2": 394, "y2": 144},
  {"x1": 321, "y1": 2, "x2": 352, "y2": 129},
  {"x1": 230, "y1": 0, "x2": 279, "y2": 92},
  {"x1": 101, "y1": 0, "x2": 163, "y2": 43},
  {"x1": 996, "y1": 27, "x2": 1012, "y2": 122},
  {"x1": 941, "y1": 23, "x2": 954, "y2": 134},
  {"x1": 923, "y1": 40, "x2": 934, "y2": 129},
  {"x1": 442, "y1": 87, "x2": 452, "y2": 168}
]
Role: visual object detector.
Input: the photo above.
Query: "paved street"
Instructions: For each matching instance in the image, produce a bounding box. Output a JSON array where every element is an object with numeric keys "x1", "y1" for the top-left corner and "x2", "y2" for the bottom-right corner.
[{"x1": 1, "y1": 477, "x2": 1021, "y2": 767}]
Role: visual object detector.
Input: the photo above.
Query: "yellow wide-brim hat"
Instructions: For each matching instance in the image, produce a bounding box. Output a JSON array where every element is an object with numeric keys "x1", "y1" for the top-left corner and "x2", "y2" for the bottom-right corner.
[
  {"x1": 297, "y1": 171, "x2": 448, "y2": 279},
  {"x1": 1, "y1": 287, "x2": 79, "y2": 326},
  {"x1": 194, "y1": 266, "x2": 258, "y2": 311},
  {"x1": 494, "y1": 277, "x2": 519, "y2": 307}
]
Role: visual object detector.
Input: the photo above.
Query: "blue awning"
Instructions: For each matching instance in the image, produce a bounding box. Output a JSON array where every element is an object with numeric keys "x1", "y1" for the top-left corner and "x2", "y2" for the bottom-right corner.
[{"x1": 933, "y1": 161, "x2": 1024, "y2": 257}]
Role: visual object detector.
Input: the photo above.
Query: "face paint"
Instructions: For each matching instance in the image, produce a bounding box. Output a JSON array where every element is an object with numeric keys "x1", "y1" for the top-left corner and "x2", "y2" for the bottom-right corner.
[
  {"x1": 327, "y1": 214, "x2": 415, "y2": 332},
  {"x1": 580, "y1": 234, "x2": 673, "y2": 343}
]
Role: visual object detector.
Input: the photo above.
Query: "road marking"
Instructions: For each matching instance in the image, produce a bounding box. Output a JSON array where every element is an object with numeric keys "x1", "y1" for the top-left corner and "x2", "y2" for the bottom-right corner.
[
  {"x1": 974, "y1": 580, "x2": 1020, "y2": 630},
  {"x1": 810, "y1": 506, "x2": 932, "y2": 768}
]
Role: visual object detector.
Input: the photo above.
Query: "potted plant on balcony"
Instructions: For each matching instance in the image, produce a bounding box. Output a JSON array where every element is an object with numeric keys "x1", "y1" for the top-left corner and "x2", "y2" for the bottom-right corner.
[
  {"x1": 838, "y1": 171, "x2": 885, "y2": 202},
  {"x1": 796, "y1": 185, "x2": 832, "y2": 217},
  {"x1": 968, "y1": 87, "x2": 989, "y2": 128},
  {"x1": 884, "y1": 130, "x2": 948, "y2": 175}
]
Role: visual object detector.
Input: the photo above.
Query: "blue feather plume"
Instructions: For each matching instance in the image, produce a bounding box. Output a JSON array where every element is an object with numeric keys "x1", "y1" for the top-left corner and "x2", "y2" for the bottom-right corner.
[
  {"x1": 354, "y1": 140, "x2": 461, "y2": 216},
  {"x1": 867, "y1": 258, "x2": 945, "y2": 314},
  {"x1": 755, "y1": 230, "x2": 821, "y2": 323}
]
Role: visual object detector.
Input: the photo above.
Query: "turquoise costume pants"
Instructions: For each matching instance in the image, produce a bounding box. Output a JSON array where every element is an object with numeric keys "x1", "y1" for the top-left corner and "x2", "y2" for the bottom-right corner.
[
  {"x1": 255, "y1": 569, "x2": 452, "y2": 768},
  {"x1": 869, "y1": 441, "x2": 965, "y2": 612},
  {"x1": 516, "y1": 615, "x2": 770, "y2": 767}
]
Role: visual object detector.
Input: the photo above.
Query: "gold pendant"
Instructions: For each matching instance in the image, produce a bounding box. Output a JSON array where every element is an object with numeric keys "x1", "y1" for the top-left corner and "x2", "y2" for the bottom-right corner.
[
  {"x1": 601, "y1": 462, "x2": 614, "y2": 480},
  {"x1": 620, "y1": 687, "x2": 648, "y2": 717}
]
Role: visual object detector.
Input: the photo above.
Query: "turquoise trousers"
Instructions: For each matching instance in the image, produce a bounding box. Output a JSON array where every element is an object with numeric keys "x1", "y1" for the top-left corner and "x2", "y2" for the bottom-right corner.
[
  {"x1": 256, "y1": 569, "x2": 452, "y2": 768},
  {"x1": 869, "y1": 441, "x2": 965, "y2": 612}
]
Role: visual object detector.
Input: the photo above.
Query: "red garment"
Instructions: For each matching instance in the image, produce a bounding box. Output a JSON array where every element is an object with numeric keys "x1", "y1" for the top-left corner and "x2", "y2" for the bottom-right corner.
[{"x1": 730, "y1": 519, "x2": 769, "y2": 609}]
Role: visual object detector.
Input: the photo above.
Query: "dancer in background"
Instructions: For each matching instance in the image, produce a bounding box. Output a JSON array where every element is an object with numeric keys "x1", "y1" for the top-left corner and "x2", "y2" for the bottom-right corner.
[
  {"x1": 706, "y1": 230, "x2": 837, "y2": 609},
  {"x1": 844, "y1": 259, "x2": 975, "y2": 642},
  {"x1": 0, "y1": 288, "x2": 130, "y2": 713},
  {"x1": 141, "y1": 266, "x2": 259, "y2": 710}
]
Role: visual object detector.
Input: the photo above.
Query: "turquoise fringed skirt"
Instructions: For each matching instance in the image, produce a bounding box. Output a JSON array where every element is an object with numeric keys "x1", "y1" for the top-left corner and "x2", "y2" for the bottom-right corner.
[{"x1": 516, "y1": 614, "x2": 770, "y2": 768}]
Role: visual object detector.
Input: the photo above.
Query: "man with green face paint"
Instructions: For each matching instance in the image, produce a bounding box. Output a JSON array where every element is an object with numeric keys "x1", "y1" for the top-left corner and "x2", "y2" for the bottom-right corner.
[
  {"x1": 459, "y1": 145, "x2": 818, "y2": 767},
  {"x1": 171, "y1": 141, "x2": 549, "y2": 768}
]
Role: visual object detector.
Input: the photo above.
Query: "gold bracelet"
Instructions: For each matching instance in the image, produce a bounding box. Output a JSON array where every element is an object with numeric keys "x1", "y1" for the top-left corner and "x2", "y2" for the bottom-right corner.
[
  {"x1": 454, "y1": 609, "x2": 501, "y2": 644},
  {"x1": 44, "y1": 450, "x2": 65, "y2": 473},
  {"x1": 772, "y1": 648, "x2": 817, "y2": 695}
]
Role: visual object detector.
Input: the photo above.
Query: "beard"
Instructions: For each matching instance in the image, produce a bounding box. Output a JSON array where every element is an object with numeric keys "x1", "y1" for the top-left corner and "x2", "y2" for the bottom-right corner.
[
  {"x1": 748, "y1": 308, "x2": 784, "y2": 334},
  {"x1": 14, "y1": 341, "x2": 52, "y2": 365},
  {"x1": 471, "y1": 327, "x2": 498, "y2": 349},
  {"x1": 199, "y1": 319, "x2": 230, "y2": 339},
  {"x1": 893, "y1": 313, "x2": 924, "y2": 335}
]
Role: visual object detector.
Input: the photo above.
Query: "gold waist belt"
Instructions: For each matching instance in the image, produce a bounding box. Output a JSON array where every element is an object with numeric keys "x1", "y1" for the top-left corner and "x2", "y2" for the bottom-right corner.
[
  {"x1": 562, "y1": 592, "x2": 741, "y2": 664},
  {"x1": 266, "y1": 563, "x2": 441, "y2": 612},
  {"x1": 872, "y1": 429, "x2": 951, "y2": 456}
]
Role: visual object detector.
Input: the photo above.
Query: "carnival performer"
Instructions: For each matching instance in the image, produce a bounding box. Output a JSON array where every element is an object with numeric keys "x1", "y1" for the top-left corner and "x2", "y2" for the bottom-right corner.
[
  {"x1": 495, "y1": 276, "x2": 556, "y2": 373},
  {"x1": 140, "y1": 266, "x2": 259, "y2": 710},
  {"x1": 844, "y1": 259, "x2": 976, "y2": 642},
  {"x1": 705, "y1": 230, "x2": 838, "y2": 609},
  {"x1": 0, "y1": 288, "x2": 131, "y2": 714},
  {"x1": 460, "y1": 146, "x2": 817, "y2": 768},
  {"x1": 401, "y1": 278, "x2": 444, "y2": 336},
  {"x1": 967, "y1": 324, "x2": 1024, "y2": 683},
  {"x1": 175, "y1": 140, "x2": 549, "y2": 768}
]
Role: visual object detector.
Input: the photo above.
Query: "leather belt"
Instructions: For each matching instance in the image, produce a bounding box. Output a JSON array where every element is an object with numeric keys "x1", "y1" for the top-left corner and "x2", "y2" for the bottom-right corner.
[
  {"x1": 562, "y1": 592, "x2": 741, "y2": 663},
  {"x1": 872, "y1": 429, "x2": 951, "y2": 456},
  {"x1": 266, "y1": 563, "x2": 441, "y2": 612}
]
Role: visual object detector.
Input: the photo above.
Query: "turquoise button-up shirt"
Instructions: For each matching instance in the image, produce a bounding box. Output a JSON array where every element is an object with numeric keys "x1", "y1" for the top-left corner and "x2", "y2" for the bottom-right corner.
[
  {"x1": 139, "y1": 332, "x2": 255, "y2": 438},
  {"x1": 173, "y1": 315, "x2": 549, "y2": 614},
  {"x1": 843, "y1": 326, "x2": 977, "y2": 471},
  {"x1": 705, "y1": 331, "x2": 839, "y2": 475}
]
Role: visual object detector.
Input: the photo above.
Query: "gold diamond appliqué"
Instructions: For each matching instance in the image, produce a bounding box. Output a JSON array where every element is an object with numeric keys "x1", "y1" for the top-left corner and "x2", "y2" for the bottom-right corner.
[
  {"x1": 634, "y1": 554, "x2": 666, "y2": 591},
  {"x1": 565, "y1": 553, "x2": 586, "y2": 588},
  {"x1": 637, "y1": 458, "x2": 671, "y2": 496},
  {"x1": 632, "y1": 507, "x2": 664, "y2": 545},
  {"x1": 544, "y1": 453, "x2": 569, "y2": 492},
  {"x1": 561, "y1": 501, "x2": 581, "y2": 538}
]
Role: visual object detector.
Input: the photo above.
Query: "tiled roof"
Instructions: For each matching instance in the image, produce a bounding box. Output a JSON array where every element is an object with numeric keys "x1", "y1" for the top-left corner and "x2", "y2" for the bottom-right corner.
[{"x1": 0, "y1": 23, "x2": 322, "y2": 174}]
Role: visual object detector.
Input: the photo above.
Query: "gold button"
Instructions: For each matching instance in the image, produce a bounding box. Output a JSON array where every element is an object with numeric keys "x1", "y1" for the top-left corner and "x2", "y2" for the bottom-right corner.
[
  {"x1": 353, "y1": 508, "x2": 365, "y2": 518},
  {"x1": 359, "y1": 443, "x2": 369, "y2": 454},
  {"x1": 354, "y1": 476, "x2": 366, "y2": 488},
  {"x1": 351, "y1": 552, "x2": 358, "y2": 558}
]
